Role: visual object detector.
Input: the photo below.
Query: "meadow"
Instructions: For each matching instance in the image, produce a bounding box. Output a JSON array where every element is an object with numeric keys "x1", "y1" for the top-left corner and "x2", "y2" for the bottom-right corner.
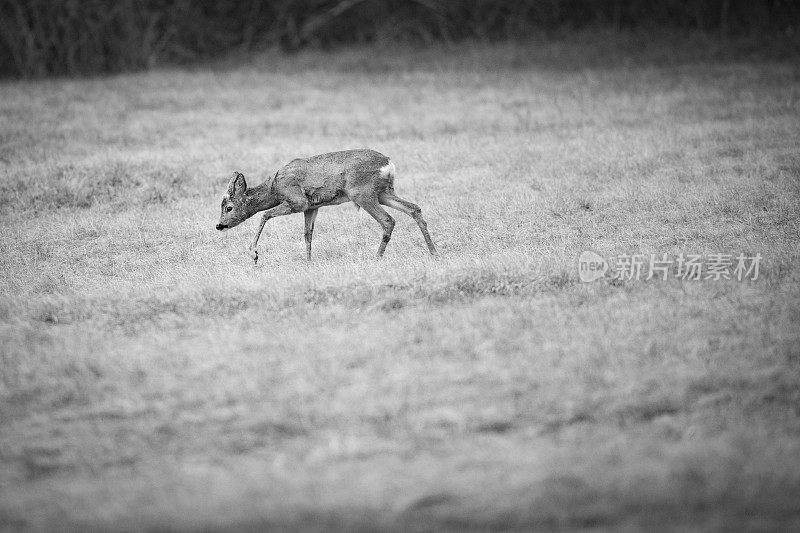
[{"x1": 1, "y1": 34, "x2": 799, "y2": 531}]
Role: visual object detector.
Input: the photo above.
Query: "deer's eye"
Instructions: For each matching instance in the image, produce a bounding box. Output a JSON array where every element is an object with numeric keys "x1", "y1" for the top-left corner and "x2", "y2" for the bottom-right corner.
[{"x1": 226, "y1": 206, "x2": 233, "y2": 212}]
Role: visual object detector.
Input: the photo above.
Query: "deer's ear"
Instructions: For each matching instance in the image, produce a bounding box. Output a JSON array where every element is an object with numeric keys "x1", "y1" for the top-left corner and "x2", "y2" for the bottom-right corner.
[{"x1": 227, "y1": 172, "x2": 247, "y2": 198}]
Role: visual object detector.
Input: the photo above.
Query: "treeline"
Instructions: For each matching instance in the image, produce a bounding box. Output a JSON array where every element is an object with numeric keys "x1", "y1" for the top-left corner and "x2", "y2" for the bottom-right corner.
[{"x1": 1, "y1": 0, "x2": 798, "y2": 77}]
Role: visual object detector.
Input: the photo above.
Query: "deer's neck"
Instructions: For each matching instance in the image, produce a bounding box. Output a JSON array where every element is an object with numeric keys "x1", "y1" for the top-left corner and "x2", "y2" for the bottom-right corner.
[{"x1": 244, "y1": 174, "x2": 280, "y2": 217}]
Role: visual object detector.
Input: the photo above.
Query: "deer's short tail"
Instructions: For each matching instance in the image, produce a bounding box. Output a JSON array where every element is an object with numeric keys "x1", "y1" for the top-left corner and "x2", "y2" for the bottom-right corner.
[
  {"x1": 378, "y1": 159, "x2": 396, "y2": 195},
  {"x1": 354, "y1": 159, "x2": 395, "y2": 213},
  {"x1": 379, "y1": 159, "x2": 396, "y2": 180}
]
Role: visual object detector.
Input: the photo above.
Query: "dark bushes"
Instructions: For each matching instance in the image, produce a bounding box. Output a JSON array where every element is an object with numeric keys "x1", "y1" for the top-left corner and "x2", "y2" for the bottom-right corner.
[{"x1": 1, "y1": 0, "x2": 798, "y2": 77}]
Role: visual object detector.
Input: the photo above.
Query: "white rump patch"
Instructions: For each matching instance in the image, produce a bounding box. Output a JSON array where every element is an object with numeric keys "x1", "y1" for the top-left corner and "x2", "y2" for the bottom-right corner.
[{"x1": 379, "y1": 160, "x2": 396, "y2": 177}]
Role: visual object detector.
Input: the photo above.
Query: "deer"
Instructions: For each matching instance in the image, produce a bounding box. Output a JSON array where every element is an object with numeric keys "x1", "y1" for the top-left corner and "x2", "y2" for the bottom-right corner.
[{"x1": 216, "y1": 149, "x2": 437, "y2": 263}]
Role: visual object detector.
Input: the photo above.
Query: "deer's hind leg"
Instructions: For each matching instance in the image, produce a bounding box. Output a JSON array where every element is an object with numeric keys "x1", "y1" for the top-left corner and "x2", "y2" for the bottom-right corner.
[
  {"x1": 379, "y1": 192, "x2": 437, "y2": 255},
  {"x1": 352, "y1": 196, "x2": 395, "y2": 257}
]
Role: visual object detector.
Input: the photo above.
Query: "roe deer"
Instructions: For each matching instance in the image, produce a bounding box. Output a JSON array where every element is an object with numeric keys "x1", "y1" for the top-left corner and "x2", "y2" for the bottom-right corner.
[{"x1": 216, "y1": 149, "x2": 437, "y2": 263}]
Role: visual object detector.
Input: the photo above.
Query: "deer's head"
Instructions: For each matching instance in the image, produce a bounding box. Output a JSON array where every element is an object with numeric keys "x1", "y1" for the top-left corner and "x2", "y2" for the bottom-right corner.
[{"x1": 216, "y1": 172, "x2": 248, "y2": 230}]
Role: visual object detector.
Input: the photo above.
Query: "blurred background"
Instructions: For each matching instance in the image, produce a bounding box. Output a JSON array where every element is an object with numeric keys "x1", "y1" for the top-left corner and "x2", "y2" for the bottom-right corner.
[{"x1": 1, "y1": 0, "x2": 799, "y2": 78}]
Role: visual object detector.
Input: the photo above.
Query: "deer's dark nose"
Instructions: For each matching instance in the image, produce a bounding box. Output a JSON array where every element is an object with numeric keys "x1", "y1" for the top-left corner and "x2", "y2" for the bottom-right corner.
[{"x1": 216, "y1": 224, "x2": 227, "y2": 231}]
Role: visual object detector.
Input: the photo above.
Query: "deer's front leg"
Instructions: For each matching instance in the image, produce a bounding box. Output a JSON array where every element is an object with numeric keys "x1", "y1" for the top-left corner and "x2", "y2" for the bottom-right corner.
[
  {"x1": 303, "y1": 208, "x2": 318, "y2": 261},
  {"x1": 249, "y1": 202, "x2": 293, "y2": 264}
]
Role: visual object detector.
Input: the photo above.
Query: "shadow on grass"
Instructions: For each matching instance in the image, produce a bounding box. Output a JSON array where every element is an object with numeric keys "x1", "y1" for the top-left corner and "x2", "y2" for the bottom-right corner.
[{"x1": 23, "y1": 269, "x2": 582, "y2": 332}]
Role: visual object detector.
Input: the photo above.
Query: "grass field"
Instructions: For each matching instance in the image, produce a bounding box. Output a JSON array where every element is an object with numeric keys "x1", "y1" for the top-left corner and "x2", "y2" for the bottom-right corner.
[{"x1": 1, "y1": 34, "x2": 800, "y2": 531}]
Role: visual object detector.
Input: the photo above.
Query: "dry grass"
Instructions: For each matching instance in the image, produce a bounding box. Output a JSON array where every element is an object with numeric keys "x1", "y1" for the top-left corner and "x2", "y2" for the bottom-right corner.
[{"x1": 1, "y1": 38, "x2": 800, "y2": 531}]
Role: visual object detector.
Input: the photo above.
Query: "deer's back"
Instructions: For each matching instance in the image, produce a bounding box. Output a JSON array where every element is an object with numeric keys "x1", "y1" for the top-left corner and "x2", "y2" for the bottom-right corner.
[{"x1": 277, "y1": 149, "x2": 392, "y2": 203}]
